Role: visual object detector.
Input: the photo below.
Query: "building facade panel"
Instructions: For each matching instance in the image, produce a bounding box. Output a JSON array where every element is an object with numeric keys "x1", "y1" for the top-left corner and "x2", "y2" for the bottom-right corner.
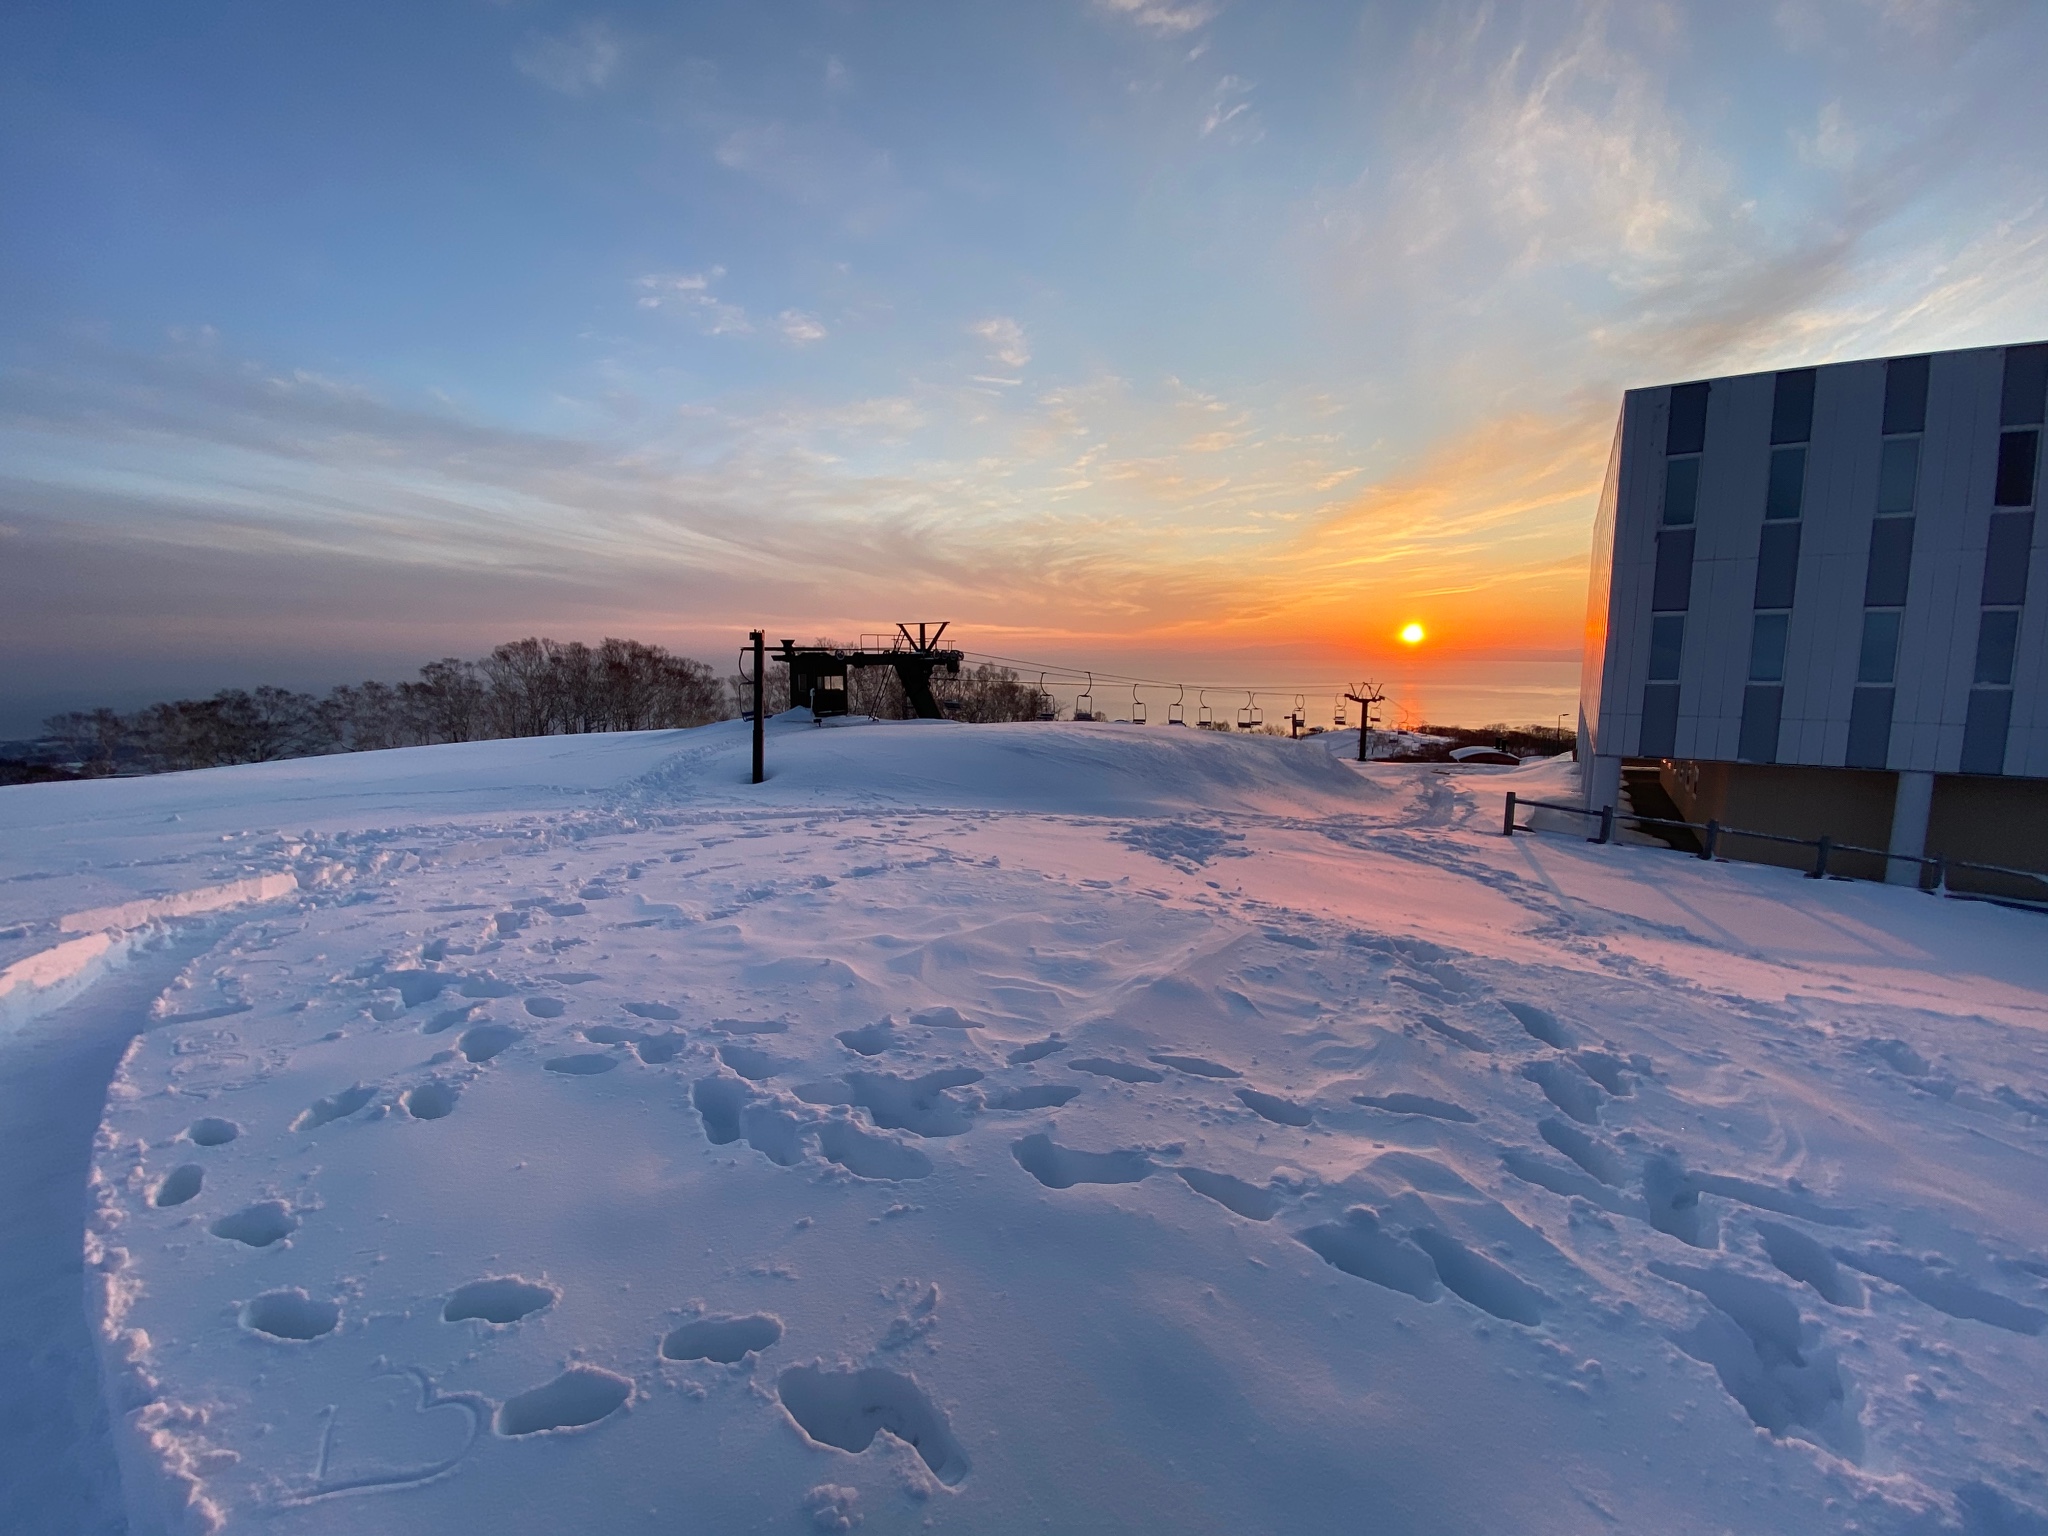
[{"x1": 1579, "y1": 339, "x2": 2048, "y2": 888}]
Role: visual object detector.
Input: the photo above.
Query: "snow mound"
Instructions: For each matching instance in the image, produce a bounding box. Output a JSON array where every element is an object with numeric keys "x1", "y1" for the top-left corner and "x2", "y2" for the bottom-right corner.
[{"x1": 0, "y1": 721, "x2": 2040, "y2": 1535}]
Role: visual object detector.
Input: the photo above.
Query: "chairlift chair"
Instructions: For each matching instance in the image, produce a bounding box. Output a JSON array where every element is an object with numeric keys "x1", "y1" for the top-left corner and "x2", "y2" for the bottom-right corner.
[
  {"x1": 1198, "y1": 690, "x2": 1214, "y2": 727},
  {"x1": 1037, "y1": 672, "x2": 1056, "y2": 722},
  {"x1": 1168, "y1": 684, "x2": 1186, "y2": 726},
  {"x1": 1075, "y1": 672, "x2": 1095, "y2": 722},
  {"x1": 1334, "y1": 694, "x2": 1347, "y2": 729},
  {"x1": 1237, "y1": 692, "x2": 1255, "y2": 730},
  {"x1": 1292, "y1": 694, "x2": 1306, "y2": 735},
  {"x1": 1131, "y1": 684, "x2": 1147, "y2": 725}
]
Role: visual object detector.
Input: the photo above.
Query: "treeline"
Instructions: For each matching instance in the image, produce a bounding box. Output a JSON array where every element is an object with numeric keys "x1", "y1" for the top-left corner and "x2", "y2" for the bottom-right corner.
[
  {"x1": 38, "y1": 639, "x2": 1054, "y2": 777},
  {"x1": 45, "y1": 638, "x2": 725, "y2": 775}
]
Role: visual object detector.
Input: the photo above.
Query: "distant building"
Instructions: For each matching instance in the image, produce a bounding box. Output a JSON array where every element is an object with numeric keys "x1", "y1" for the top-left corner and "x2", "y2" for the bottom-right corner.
[{"x1": 1578, "y1": 340, "x2": 2047, "y2": 892}]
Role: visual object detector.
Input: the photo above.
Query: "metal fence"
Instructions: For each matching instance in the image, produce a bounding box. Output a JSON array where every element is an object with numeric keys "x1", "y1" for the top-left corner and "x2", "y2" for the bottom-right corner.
[{"x1": 1500, "y1": 791, "x2": 2048, "y2": 908}]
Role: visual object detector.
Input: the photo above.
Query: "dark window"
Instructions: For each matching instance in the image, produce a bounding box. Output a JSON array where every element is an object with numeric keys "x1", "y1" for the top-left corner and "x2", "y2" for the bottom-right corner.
[
  {"x1": 1959, "y1": 688, "x2": 2013, "y2": 775},
  {"x1": 1662, "y1": 456, "x2": 1700, "y2": 526},
  {"x1": 1648, "y1": 615, "x2": 1685, "y2": 681},
  {"x1": 1858, "y1": 610, "x2": 1901, "y2": 685},
  {"x1": 1982, "y1": 511, "x2": 2035, "y2": 606},
  {"x1": 1877, "y1": 437, "x2": 1918, "y2": 514},
  {"x1": 1975, "y1": 609, "x2": 2020, "y2": 686},
  {"x1": 1883, "y1": 355, "x2": 1930, "y2": 436},
  {"x1": 1667, "y1": 382, "x2": 1709, "y2": 456},
  {"x1": 1771, "y1": 368, "x2": 1817, "y2": 445},
  {"x1": 1738, "y1": 685, "x2": 1783, "y2": 763},
  {"x1": 1864, "y1": 516, "x2": 1915, "y2": 606},
  {"x1": 1766, "y1": 446, "x2": 1807, "y2": 519},
  {"x1": 1995, "y1": 429, "x2": 2039, "y2": 507},
  {"x1": 1639, "y1": 683, "x2": 1680, "y2": 758},
  {"x1": 2002, "y1": 342, "x2": 2048, "y2": 428},
  {"x1": 1845, "y1": 687, "x2": 1893, "y2": 769},
  {"x1": 1748, "y1": 612, "x2": 1788, "y2": 682},
  {"x1": 1652, "y1": 527, "x2": 1695, "y2": 612},
  {"x1": 1754, "y1": 522, "x2": 1801, "y2": 610}
]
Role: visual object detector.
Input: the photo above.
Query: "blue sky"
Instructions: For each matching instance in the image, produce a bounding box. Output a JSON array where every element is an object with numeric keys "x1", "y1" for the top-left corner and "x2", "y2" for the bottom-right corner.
[{"x1": 4, "y1": 0, "x2": 2047, "y2": 734}]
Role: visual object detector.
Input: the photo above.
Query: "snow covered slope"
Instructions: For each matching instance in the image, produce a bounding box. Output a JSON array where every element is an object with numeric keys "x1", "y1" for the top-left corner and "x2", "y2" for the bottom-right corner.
[{"x1": 6, "y1": 716, "x2": 2047, "y2": 1534}]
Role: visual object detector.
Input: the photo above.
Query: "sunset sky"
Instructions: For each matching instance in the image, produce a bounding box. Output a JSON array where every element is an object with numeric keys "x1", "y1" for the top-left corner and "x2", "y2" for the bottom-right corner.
[{"x1": 5, "y1": 0, "x2": 2047, "y2": 735}]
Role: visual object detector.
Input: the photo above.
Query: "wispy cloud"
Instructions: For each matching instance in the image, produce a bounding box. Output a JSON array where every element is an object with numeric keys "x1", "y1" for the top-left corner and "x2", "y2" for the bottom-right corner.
[
  {"x1": 778, "y1": 310, "x2": 828, "y2": 344},
  {"x1": 635, "y1": 270, "x2": 753, "y2": 335},
  {"x1": 1094, "y1": 0, "x2": 1219, "y2": 37},
  {"x1": 971, "y1": 317, "x2": 1031, "y2": 369},
  {"x1": 514, "y1": 20, "x2": 622, "y2": 96}
]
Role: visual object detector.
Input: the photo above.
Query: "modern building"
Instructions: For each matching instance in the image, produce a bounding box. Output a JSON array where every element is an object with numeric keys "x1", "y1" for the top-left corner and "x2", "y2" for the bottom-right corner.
[{"x1": 1578, "y1": 339, "x2": 2048, "y2": 893}]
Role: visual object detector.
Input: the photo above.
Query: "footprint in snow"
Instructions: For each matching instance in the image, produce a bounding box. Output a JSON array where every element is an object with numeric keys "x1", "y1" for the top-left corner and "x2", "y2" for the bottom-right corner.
[
  {"x1": 1236, "y1": 1087, "x2": 1313, "y2": 1127},
  {"x1": 1068, "y1": 1058, "x2": 1164, "y2": 1085},
  {"x1": 662, "y1": 1314, "x2": 783, "y2": 1363},
  {"x1": 444, "y1": 1277, "x2": 558, "y2": 1325},
  {"x1": 495, "y1": 1367, "x2": 632, "y2": 1436}
]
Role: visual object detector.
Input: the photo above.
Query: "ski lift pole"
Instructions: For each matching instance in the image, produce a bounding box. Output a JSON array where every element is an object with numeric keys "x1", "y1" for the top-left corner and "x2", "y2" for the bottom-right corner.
[{"x1": 750, "y1": 629, "x2": 765, "y2": 784}]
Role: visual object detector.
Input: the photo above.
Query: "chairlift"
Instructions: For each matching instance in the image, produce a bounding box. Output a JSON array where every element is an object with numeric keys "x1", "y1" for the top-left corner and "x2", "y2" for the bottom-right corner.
[
  {"x1": 1237, "y1": 691, "x2": 1257, "y2": 730},
  {"x1": 1037, "y1": 672, "x2": 1055, "y2": 722},
  {"x1": 1168, "y1": 684, "x2": 1186, "y2": 726},
  {"x1": 1198, "y1": 689, "x2": 1214, "y2": 727},
  {"x1": 1334, "y1": 693, "x2": 1347, "y2": 729},
  {"x1": 1290, "y1": 694, "x2": 1306, "y2": 736},
  {"x1": 1075, "y1": 672, "x2": 1095, "y2": 722},
  {"x1": 1131, "y1": 683, "x2": 1147, "y2": 725}
]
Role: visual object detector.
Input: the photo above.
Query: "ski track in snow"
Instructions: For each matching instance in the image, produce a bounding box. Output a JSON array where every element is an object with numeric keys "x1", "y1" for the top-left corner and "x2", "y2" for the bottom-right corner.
[{"x1": 2, "y1": 718, "x2": 2046, "y2": 1534}]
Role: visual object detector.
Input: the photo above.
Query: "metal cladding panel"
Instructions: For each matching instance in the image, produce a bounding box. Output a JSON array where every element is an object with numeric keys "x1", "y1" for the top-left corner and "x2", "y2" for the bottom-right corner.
[
  {"x1": 1892, "y1": 354, "x2": 1990, "y2": 774},
  {"x1": 1577, "y1": 409, "x2": 1625, "y2": 758},
  {"x1": 1596, "y1": 388, "x2": 1667, "y2": 757}
]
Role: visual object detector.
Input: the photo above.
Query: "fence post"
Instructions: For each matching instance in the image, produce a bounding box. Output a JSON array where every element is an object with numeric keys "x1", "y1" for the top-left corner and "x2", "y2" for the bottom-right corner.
[
  {"x1": 1809, "y1": 835, "x2": 1831, "y2": 880},
  {"x1": 1502, "y1": 792, "x2": 1517, "y2": 837},
  {"x1": 1591, "y1": 805, "x2": 1614, "y2": 845},
  {"x1": 1699, "y1": 819, "x2": 1719, "y2": 861},
  {"x1": 750, "y1": 630, "x2": 765, "y2": 785},
  {"x1": 1930, "y1": 856, "x2": 1947, "y2": 895}
]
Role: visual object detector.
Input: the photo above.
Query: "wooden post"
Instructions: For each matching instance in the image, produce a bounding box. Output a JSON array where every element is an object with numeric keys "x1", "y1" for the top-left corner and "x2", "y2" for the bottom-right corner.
[
  {"x1": 1809, "y1": 835, "x2": 1832, "y2": 880},
  {"x1": 1502, "y1": 792, "x2": 1517, "y2": 837},
  {"x1": 750, "y1": 630, "x2": 765, "y2": 785},
  {"x1": 1699, "y1": 819, "x2": 1719, "y2": 860}
]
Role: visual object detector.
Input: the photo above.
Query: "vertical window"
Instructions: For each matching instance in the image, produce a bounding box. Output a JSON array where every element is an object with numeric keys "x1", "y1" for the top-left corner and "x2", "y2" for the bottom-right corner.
[
  {"x1": 1739, "y1": 686, "x2": 1784, "y2": 764},
  {"x1": 1662, "y1": 456, "x2": 1700, "y2": 525},
  {"x1": 1876, "y1": 437, "x2": 1919, "y2": 514},
  {"x1": 1845, "y1": 688, "x2": 1894, "y2": 770},
  {"x1": 1648, "y1": 615, "x2": 1685, "y2": 680},
  {"x1": 2002, "y1": 343, "x2": 2048, "y2": 428},
  {"x1": 1770, "y1": 368, "x2": 1817, "y2": 445},
  {"x1": 1995, "y1": 430, "x2": 2039, "y2": 508},
  {"x1": 1858, "y1": 610, "x2": 1901, "y2": 685},
  {"x1": 1765, "y1": 447, "x2": 1807, "y2": 519},
  {"x1": 1883, "y1": 355, "x2": 1930, "y2": 436},
  {"x1": 1754, "y1": 522, "x2": 1801, "y2": 610},
  {"x1": 1748, "y1": 613, "x2": 1789, "y2": 682},
  {"x1": 1982, "y1": 512, "x2": 2035, "y2": 606},
  {"x1": 1652, "y1": 528, "x2": 1695, "y2": 611},
  {"x1": 1974, "y1": 609, "x2": 2021, "y2": 686},
  {"x1": 1639, "y1": 684, "x2": 1680, "y2": 758},
  {"x1": 1960, "y1": 689, "x2": 2014, "y2": 775},
  {"x1": 1864, "y1": 518, "x2": 1915, "y2": 606},
  {"x1": 1667, "y1": 382, "x2": 1710, "y2": 455}
]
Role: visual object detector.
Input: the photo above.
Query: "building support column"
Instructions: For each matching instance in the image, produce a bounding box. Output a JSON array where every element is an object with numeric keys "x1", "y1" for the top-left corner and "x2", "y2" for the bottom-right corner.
[
  {"x1": 1887, "y1": 770, "x2": 1934, "y2": 886},
  {"x1": 1585, "y1": 754, "x2": 1623, "y2": 817}
]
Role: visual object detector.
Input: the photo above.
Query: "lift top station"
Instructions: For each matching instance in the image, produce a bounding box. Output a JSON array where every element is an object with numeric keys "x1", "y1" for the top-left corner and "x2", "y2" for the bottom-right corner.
[{"x1": 780, "y1": 622, "x2": 965, "y2": 720}]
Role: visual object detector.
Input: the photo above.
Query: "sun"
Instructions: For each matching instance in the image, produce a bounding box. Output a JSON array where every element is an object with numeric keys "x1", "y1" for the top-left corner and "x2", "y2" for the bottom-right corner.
[{"x1": 1399, "y1": 622, "x2": 1426, "y2": 645}]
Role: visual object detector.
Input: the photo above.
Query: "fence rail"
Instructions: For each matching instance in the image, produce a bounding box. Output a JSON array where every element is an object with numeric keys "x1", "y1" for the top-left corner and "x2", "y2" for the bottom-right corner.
[{"x1": 1501, "y1": 791, "x2": 2048, "y2": 904}]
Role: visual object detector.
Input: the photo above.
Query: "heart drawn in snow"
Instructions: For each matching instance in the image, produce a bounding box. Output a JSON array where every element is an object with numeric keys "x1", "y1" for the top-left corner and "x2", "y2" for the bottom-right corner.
[{"x1": 288, "y1": 1366, "x2": 488, "y2": 1503}]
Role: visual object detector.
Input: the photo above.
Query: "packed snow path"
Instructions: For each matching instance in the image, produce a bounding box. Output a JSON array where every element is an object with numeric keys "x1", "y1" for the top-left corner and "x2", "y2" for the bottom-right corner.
[{"x1": 3, "y1": 717, "x2": 2046, "y2": 1535}]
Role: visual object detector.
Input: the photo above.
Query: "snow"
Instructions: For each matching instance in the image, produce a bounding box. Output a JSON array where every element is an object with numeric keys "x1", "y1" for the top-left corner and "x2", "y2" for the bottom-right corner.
[{"x1": 3, "y1": 714, "x2": 2047, "y2": 1534}]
